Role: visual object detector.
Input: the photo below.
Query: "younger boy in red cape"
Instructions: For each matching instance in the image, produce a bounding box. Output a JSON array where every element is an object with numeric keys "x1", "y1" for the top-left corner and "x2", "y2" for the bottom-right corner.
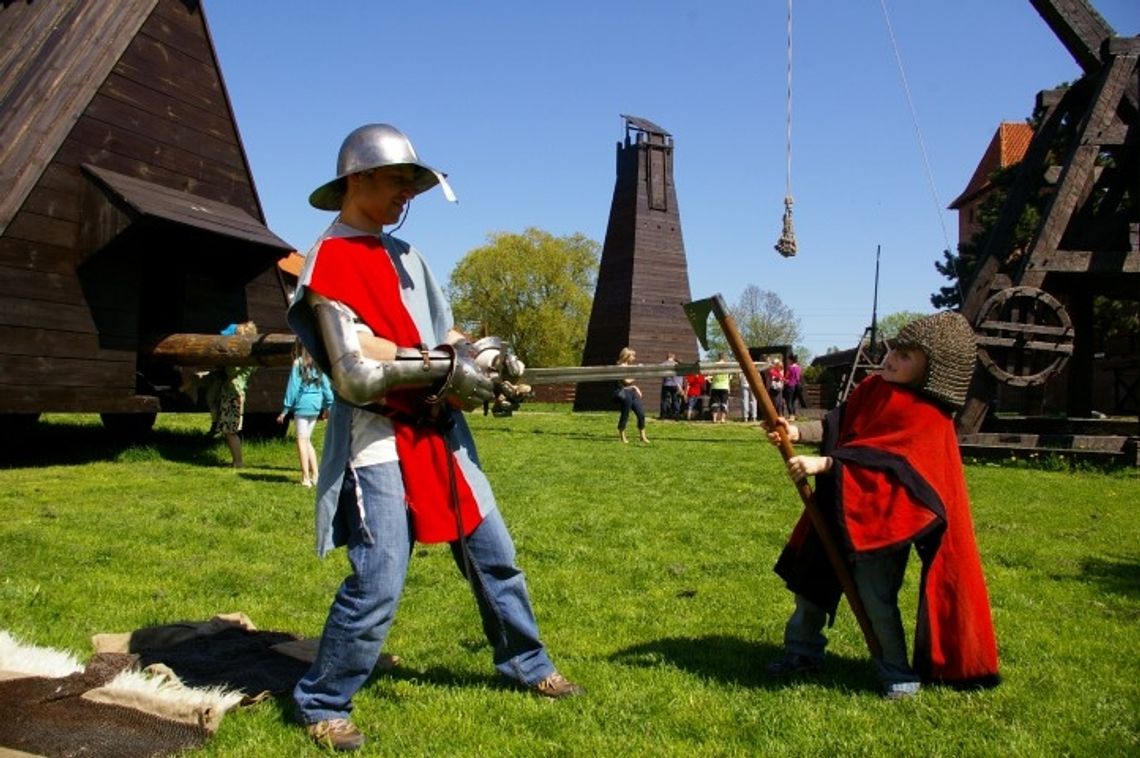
[{"x1": 764, "y1": 311, "x2": 1000, "y2": 699}]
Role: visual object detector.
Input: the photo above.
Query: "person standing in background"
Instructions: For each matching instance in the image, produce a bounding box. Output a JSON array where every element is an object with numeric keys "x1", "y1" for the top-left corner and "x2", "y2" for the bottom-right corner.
[
  {"x1": 615, "y1": 347, "x2": 649, "y2": 443},
  {"x1": 214, "y1": 320, "x2": 257, "y2": 468},
  {"x1": 785, "y1": 354, "x2": 804, "y2": 420},
  {"x1": 708, "y1": 353, "x2": 731, "y2": 424},
  {"x1": 740, "y1": 372, "x2": 757, "y2": 422},
  {"x1": 659, "y1": 352, "x2": 682, "y2": 419},
  {"x1": 277, "y1": 342, "x2": 334, "y2": 487},
  {"x1": 768, "y1": 357, "x2": 787, "y2": 417},
  {"x1": 682, "y1": 371, "x2": 707, "y2": 420}
]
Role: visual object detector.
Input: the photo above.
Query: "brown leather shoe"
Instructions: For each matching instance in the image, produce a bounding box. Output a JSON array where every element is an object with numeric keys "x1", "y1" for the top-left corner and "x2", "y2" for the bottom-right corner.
[
  {"x1": 531, "y1": 671, "x2": 585, "y2": 699},
  {"x1": 306, "y1": 718, "x2": 366, "y2": 752},
  {"x1": 376, "y1": 652, "x2": 401, "y2": 671}
]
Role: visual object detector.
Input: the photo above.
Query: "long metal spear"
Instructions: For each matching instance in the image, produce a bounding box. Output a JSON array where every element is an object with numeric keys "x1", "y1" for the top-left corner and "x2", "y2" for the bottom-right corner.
[
  {"x1": 522, "y1": 361, "x2": 752, "y2": 385},
  {"x1": 683, "y1": 294, "x2": 883, "y2": 658}
]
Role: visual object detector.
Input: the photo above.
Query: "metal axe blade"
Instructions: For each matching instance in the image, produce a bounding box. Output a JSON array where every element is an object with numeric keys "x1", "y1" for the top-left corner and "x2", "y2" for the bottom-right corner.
[{"x1": 682, "y1": 294, "x2": 729, "y2": 351}]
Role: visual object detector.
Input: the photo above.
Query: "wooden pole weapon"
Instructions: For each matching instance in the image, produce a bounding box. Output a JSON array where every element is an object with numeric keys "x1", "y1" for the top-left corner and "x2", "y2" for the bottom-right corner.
[{"x1": 684, "y1": 294, "x2": 883, "y2": 658}]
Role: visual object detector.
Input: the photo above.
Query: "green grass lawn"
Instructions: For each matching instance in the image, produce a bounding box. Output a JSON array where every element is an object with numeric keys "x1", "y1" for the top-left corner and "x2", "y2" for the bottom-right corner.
[{"x1": 1, "y1": 408, "x2": 1138, "y2": 757}]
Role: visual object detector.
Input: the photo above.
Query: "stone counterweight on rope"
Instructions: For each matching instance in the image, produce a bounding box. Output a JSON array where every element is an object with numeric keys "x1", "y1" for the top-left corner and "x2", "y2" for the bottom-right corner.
[{"x1": 775, "y1": 195, "x2": 798, "y2": 257}]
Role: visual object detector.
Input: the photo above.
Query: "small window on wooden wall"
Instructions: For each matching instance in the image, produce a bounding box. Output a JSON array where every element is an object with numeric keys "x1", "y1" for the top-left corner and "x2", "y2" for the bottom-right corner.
[{"x1": 647, "y1": 145, "x2": 667, "y2": 211}]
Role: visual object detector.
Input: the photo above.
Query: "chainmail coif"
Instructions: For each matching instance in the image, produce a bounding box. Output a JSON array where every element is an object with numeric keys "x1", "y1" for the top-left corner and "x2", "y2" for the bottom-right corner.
[{"x1": 894, "y1": 311, "x2": 977, "y2": 409}]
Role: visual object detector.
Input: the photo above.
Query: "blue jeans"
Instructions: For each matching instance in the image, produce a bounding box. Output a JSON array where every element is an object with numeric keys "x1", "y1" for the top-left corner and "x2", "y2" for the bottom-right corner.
[
  {"x1": 660, "y1": 385, "x2": 681, "y2": 418},
  {"x1": 616, "y1": 388, "x2": 646, "y2": 431},
  {"x1": 740, "y1": 385, "x2": 757, "y2": 421},
  {"x1": 293, "y1": 461, "x2": 555, "y2": 723},
  {"x1": 782, "y1": 548, "x2": 919, "y2": 690}
]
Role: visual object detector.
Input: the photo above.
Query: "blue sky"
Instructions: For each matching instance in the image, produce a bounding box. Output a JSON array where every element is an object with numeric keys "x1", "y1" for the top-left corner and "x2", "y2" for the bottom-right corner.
[{"x1": 206, "y1": 1, "x2": 1138, "y2": 360}]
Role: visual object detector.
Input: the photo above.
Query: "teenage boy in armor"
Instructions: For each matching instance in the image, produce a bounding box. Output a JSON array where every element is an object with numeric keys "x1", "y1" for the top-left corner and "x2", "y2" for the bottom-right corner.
[
  {"x1": 763, "y1": 312, "x2": 1000, "y2": 699},
  {"x1": 288, "y1": 124, "x2": 582, "y2": 751}
]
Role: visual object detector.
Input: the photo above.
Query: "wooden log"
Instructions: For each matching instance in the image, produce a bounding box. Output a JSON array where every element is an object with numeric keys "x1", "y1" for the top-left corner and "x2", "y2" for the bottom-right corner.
[
  {"x1": 1, "y1": 387, "x2": 159, "y2": 415},
  {"x1": 1025, "y1": 54, "x2": 1136, "y2": 274},
  {"x1": 975, "y1": 336, "x2": 1074, "y2": 353},
  {"x1": 1028, "y1": 0, "x2": 1113, "y2": 73},
  {"x1": 146, "y1": 333, "x2": 295, "y2": 367},
  {"x1": 976, "y1": 319, "x2": 1073, "y2": 338}
]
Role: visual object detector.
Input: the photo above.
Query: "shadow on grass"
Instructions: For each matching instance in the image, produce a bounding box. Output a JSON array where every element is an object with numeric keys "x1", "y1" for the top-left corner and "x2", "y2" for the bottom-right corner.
[
  {"x1": 1078, "y1": 555, "x2": 1140, "y2": 599},
  {"x1": 476, "y1": 426, "x2": 771, "y2": 447},
  {"x1": 264, "y1": 663, "x2": 515, "y2": 727},
  {"x1": 472, "y1": 425, "x2": 607, "y2": 443},
  {"x1": 0, "y1": 422, "x2": 221, "y2": 469},
  {"x1": 237, "y1": 471, "x2": 296, "y2": 485},
  {"x1": 610, "y1": 634, "x2": 877, "y2": 694},
  {"x1": 385, "y1": 664, "x2": 512, "y2": 692}
]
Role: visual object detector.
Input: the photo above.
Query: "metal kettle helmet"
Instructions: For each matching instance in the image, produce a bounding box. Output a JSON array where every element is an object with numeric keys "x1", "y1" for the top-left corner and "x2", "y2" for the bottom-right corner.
[{"x1": 308, "y1": 123, "x2": 457, "y2": 210}]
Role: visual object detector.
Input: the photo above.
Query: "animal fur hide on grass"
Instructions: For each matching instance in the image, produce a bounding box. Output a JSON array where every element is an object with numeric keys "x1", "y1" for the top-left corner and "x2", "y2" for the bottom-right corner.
[
  {"x1": 0, "y1": 630, "x2": 243, "y2": 758},
  {"x1": 0, "y1": 614, "x2": 399, "y2": 756}
]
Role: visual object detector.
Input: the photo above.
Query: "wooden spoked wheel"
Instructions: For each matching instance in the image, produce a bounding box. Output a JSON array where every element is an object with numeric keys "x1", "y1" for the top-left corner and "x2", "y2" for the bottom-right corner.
[{"x1": 974, "y1": 286, "x2": 1073, "y2": 387}]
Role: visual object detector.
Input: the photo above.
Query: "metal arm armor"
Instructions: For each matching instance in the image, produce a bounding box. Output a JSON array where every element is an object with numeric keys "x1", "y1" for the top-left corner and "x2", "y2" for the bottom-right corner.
[
  {"x1": 467, "y1": 336, "x2": 526, "y2": 380},
  {"x1": 309, "y1": 293, "x2": 454, "y2": 406}
]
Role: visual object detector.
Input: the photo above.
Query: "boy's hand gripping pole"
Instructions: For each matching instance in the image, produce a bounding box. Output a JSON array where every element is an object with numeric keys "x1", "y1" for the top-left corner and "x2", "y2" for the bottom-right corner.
[{"x1": 683, "y1": 294, "x2": 883, "y2": 658}]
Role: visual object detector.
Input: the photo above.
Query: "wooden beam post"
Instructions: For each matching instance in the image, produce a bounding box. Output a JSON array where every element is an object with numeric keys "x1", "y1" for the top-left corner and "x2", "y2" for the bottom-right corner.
[{"x1": 145, "y1": 333, "x2": 295, "y2": 367}]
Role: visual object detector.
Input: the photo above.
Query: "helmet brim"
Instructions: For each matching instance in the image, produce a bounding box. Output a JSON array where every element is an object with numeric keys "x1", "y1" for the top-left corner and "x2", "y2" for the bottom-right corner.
[
  {"x1": 308, "y1": 165, "x2": 455, "y2": 211},
  {"x1": 308, "y1": 178, "x2": 347, "y2": 211}
]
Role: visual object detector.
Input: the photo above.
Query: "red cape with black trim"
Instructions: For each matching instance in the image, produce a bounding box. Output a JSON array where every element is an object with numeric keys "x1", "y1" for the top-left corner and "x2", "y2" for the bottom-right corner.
[{"x1": 779, "y1": 375, "x2": 1000, "y2": 686}]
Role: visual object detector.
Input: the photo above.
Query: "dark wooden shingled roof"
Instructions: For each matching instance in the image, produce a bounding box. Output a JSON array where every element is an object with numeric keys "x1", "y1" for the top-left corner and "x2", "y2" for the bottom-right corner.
[
  {"x1": 82, "y1": 163, "x2": 292, "y2": 253},
  {"x1": 621, "y1": 114, "x2": 671, "y2": 136},
  {"x1": 0, "y1": 1, "x2": 159, "y2": 235},
  {"x1": 1, "y1": 0, "x2": 283, "y2": 248}
]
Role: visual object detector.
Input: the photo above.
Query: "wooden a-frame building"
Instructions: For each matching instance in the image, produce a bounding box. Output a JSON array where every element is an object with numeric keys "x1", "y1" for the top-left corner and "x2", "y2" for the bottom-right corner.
[{"x1": 0, "y1": 0, "x2": 294, "y2": 433}]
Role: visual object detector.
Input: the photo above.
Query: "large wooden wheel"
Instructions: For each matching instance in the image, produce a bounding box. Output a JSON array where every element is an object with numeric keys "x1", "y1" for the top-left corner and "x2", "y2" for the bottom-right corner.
[{"x1": 974, "y1": 286, "x2": 1074, "y2": 387}]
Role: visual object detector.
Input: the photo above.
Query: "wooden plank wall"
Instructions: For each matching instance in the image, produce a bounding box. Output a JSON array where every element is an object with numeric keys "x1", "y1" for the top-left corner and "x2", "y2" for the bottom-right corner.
[
  {"x1": 0, "y1": 1, "x2": 157, "y2": 236},
  {"x1": 0, "y1": 0, "x2": 289, "y2": 415}
]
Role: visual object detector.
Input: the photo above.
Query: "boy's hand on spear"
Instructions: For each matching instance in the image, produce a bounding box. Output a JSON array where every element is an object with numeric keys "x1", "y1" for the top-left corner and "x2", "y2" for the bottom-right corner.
[
  {"x1": 763, "y1": 417, "x2": 799, "y2": 443},
  {"x1": 786, "y1": 455, "x2": 832, "y2": 480},
  {"x1": 763, "y1": 418, "x2": 833, "y2": 481}
]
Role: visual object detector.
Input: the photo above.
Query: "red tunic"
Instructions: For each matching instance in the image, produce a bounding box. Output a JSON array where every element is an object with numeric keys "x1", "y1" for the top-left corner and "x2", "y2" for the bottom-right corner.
[{"x1": 306, "y1": 235, "x2": 484, "y2": 543}]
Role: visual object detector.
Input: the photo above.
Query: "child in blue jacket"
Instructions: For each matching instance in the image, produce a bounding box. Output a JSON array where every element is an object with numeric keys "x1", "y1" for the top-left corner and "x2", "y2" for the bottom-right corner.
[{"x1": 278, "y1": 344, "x2": 334, "y2": 486}]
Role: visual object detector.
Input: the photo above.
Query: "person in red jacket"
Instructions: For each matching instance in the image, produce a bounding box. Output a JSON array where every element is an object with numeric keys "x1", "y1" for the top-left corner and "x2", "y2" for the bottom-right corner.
[
  {"x1": 764, "y1": 312, "x2": 1000, "y2": 699},
  {"x1": 682, "y1": 372, "x2": 707, "y2": 420}
]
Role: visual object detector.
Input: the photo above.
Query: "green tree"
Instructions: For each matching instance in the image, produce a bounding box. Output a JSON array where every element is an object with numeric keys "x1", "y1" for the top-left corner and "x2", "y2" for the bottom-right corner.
[
  {"x1": 447, "y1": 228, "x2": 600, "y2": 367},
  {"x1": 932, "y1": 164, "x2": 1041, "y2": 310},
  {"x1": 704, "y1": 285, "x2": 802, "y2": 357},
  {"x1": 874, "y1": 310, "x2": 932, "y2": 341},
  {"x1": 1092, "y1": 296, "x2": 1140, "y2": 347}
]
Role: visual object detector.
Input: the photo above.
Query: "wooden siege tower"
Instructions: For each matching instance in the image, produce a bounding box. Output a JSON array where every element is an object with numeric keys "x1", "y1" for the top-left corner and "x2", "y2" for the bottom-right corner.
[
  {"x1": 956, "y1": 0, "x2": 1139, "y2": 464},
  {"x1": 574, "y1": 115, "x2": 698, "y2": 412}
]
